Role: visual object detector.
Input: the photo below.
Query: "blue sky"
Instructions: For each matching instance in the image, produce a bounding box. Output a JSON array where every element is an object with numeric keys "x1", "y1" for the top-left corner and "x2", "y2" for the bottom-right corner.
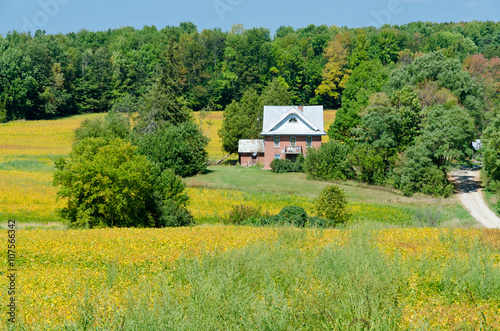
[{"x1": 0, "y1": 0, "x2": 498, "y2": 36}]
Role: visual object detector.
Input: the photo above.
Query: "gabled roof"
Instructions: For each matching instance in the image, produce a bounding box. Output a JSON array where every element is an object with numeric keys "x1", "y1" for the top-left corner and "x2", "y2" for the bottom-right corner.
[
  {"x1": 238, "y1": 139, "x2": 265, "y2": 153},
  {"x1": 261, "y1": 106, "x2": 326, "y2": 136}
]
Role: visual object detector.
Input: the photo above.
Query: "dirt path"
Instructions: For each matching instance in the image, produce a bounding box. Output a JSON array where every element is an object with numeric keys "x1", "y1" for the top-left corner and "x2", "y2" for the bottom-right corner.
[{"x1": 450, "y1": 166, "x2": 500, "y2": 229}]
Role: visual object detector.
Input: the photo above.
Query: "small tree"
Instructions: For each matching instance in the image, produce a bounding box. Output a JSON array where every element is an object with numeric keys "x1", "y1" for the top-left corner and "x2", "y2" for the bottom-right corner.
[
  {"x1": 153, "y1": 168, "x2": 193, "y2": 227},
  {"x1": 315, "y1": 185, "x2": 350, "y2": 226}
]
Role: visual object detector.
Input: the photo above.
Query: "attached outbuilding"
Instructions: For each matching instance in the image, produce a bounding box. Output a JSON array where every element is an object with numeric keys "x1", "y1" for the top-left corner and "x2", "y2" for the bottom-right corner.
[{"x1": 238, "y1": 139, "x2": 265, "y2": 167}]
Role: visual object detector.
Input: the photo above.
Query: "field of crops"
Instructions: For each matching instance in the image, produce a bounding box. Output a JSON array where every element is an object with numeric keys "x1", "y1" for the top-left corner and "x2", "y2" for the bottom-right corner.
[
  {"x1": 2, "y1": 111, "x2": 499, "y2": 330},
  {"x1": 2, "y1": 226, "x2": 500, "y2": 329}
]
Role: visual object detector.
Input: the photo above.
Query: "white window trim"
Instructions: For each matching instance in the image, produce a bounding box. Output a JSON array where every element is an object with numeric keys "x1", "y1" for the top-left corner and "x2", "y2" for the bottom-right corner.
[
  {"x1": 290, "y1": 136, "x2": 296, "y2": 146},
  {"x1": 274, "y1": 154, "x2": 281, "y2": 159}
]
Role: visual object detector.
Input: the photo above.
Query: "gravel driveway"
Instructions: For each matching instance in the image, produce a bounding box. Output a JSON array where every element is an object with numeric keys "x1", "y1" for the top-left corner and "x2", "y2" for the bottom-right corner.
[{"x1": 450, "y1": 166, "x2": 500, "y2": 229}]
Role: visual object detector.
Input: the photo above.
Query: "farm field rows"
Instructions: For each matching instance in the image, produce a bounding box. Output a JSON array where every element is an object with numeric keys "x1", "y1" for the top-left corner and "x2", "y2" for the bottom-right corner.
[{"x1": 2, "y1": 226, "x2": 500, "y2": 329}]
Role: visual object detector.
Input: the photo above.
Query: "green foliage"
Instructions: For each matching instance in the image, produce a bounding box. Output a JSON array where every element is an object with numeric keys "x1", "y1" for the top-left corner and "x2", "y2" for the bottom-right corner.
[
  {"x1": 393, "y1": 104, "x2": 473, "y2": 197},
  {"x1": 347, "y1": 144, "x2": 387, "y2": 185},
  {"x1": 153, "y1": 168, "x2": 193, "y2": 227},
  {"x1": 226, "y1": 204, "x2": 264, "y2": 225},
  {"x1": 270, "y1": 155, "x2": 304, "y2": 173},
  {"x1": 315, "y1": 185, "x2": 350, "y2": 225},
  {"x1": 1, "y1": 21, "x2": 499, "y2": 126},
  {"x1": 219, "y1": 89, "x2": 262, "y2": 154},
  {"x1": 328, "y1": 60, "x2": 390, "y2": 141},
  {"x1": 53, "y1": 138, "x2": 194, "y2": 228},
  {"x1": 483, "y1": 115, "x2": 500, "y2": 183},
  {"x1": 278, "y1": 206, "x2": 308, "y2": 227},
  {"x1": 53, "y1": 138, "x2": 156, "y2": 228},
  {"x1": 74, "y1": 111, "x2": 131, "y2": 143},
  {"x1": 388, "y1": 51, "x2": 484, "y2": 127},
  {"x1": 136, "y1": 121, "x2": 209, "y2": 177},
  {"x1": 303, "y1": 140, "x2": 351, "y2": 181},
  {"x1": 136, "y1": 44, "x2": 192, "y2": 133}
]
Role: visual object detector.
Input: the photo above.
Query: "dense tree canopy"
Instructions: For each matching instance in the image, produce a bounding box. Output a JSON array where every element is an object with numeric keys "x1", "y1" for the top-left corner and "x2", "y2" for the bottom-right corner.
[{"x1": 1, "y1": 21, "x2": 498, "y2": 123}]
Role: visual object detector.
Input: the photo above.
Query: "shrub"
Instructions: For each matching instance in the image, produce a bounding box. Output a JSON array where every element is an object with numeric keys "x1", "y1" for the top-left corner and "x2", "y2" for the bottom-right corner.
[
  {"x1": 227, "y1": 204, "x2": 263, "y2": 225},
  {"x1": 347, "y1": 144, "x2": 387, "y2": 185},
  {"x1": 263, "y1": 206, "x2": 308, "y2": 227},
  {"x1": 303, "y1": 140, "x2": 351, "y2": 181},
  {"x1": 315, "y1": 185, "x2": 351, "y2": 226},
  {"x1": 270, "y1": 155, "x2": 304, "y2": 173},
  {"x1": 277, "y1": 206, "x2": 308, "y2": 227}
]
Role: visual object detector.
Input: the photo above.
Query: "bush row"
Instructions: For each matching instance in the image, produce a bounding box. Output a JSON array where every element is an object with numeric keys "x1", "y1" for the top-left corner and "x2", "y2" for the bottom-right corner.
[{"x1": 225, "y1": 185, "x2": 350, "y2": 228}]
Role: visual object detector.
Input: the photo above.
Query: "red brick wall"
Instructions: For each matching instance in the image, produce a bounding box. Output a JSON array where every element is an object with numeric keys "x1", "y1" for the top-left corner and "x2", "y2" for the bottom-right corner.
[
  {"x1": 239, "y1": 153, "x2": 265, "y2": 167},
  {"x1": 262, "y1": 135, "x2": 322, "y2": 169}
]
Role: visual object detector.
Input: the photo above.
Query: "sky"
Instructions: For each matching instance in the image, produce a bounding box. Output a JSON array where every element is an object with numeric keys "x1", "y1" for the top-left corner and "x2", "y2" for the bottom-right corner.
[{"x1": 0, "y1": 0, "x2": 498, "y2": 36}]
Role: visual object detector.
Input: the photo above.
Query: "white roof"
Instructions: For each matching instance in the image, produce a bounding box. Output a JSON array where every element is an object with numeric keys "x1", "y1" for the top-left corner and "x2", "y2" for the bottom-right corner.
[
  {"x1": 261, "y1": 106, "x2": 326, "y2": 136},
  {"x1": 238, "y1": 139, "x2": 265, "y2": 153}
]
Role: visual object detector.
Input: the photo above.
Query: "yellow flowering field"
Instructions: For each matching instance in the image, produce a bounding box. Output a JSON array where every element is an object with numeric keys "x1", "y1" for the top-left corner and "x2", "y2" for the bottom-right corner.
[
  {"x1": 2, "y1": 226, "x2": 500, "y2": 329},
  {"x1": 0, "y1": 114, "x2": 103, "y2": 223}
]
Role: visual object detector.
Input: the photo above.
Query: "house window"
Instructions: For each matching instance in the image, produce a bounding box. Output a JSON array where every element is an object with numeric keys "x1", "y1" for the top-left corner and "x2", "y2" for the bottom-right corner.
[
  {"x1": 274, "y1": 154, "x2": 281, "y2": 160},
  {"x1": 290, "y1": 137, "x2": 296, "y2": 146},
  {"x1": 306, "y1": 136, "x2": 312, "y2": 147},
  {"x1": 288, "y1": 117, "x2": 297, "y2": 123},
  {"x1": 274, "y1": 136, "x2": 280, "y2": 148}
]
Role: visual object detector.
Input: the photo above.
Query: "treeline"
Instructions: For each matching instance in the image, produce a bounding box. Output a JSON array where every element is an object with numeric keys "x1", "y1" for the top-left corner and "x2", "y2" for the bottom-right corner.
[{"x1": 1, "y1": 21, "x2": 500, "y2": 122}]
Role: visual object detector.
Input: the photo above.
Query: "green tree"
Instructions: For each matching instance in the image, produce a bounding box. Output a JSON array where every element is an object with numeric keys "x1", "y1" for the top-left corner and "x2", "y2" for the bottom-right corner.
[
  {"x1": 347, "y1": 144, "x2": 387, "y2": 185},
  {"x1": 153, "y1": 168, "x2": 193, "y2": 227},
  {"x1": 136, "y1": 42, "x2": 191, "y2": 133},
  {"x1": 328, "y1": 60, "x2": 389, "y2": 141},
  {"x1": 303, "y1": 140, "x2": 352, "y2": 181},
  {"x1": 483, "y1": 114, "x2": 500, "y2": 184},
  {"x1": 136, "y1": 121, "x2": 208, "y2": 177},
  {"x1": 53, "y1": 138, "x2": 156, "y2": 228},
  {"x1": 219, "y1": 89, "x2": 262, "y2": 154}
]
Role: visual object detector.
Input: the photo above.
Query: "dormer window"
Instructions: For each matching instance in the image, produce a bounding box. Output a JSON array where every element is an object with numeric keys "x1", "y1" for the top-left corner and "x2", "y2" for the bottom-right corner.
[{"x1": 288, "y1": 117, "x2": 297, "y2": 123}]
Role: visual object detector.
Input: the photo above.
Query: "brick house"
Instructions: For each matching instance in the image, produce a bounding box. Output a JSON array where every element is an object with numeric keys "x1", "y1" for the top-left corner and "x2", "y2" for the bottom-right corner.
[{"x1": 238, "y1": 105, "x2": 326, "y2": 169}]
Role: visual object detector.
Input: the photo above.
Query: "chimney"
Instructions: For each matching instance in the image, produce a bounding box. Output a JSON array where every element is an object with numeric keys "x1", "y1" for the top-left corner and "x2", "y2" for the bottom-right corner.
[{"x1": 298, "y1": 105, "x2": 304, "y2": 112}]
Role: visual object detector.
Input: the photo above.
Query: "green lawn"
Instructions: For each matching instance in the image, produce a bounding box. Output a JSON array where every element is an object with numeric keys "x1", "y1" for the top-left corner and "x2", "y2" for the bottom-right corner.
[{"x1": 185, "y1": 165, "x2": 477, "y2": 227}]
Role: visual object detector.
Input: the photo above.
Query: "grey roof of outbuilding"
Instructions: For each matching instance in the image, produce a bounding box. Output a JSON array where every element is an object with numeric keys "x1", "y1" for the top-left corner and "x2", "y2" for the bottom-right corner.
[
  {"x1": 238, "y1": 139, "x2": 265, "y2": 153},
  {"x1": 261, "y1": 106, "x2": 326, "y2": 136}
]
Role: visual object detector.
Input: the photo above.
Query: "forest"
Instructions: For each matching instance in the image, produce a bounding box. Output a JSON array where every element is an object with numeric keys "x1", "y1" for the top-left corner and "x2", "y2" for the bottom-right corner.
[{"x1": 1, "y1": 20, "x2": 500, "y2": 199}]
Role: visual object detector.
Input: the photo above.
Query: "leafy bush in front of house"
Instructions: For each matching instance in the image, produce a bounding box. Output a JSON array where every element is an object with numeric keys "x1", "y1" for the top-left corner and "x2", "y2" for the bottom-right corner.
[
  {"x1": 270, "y1": 155, "x2": 304, "y2": 173},
  {"x1": 303, "y1": 140, "x2": 352, "y2": 181},
  {"x1": 315, "y1": 185, "x2": 351, "y2": 226}
]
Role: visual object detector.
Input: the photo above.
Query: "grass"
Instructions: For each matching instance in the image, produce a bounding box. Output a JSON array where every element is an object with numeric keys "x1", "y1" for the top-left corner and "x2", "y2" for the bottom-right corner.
[
  {"x1": 2, "y1": 111, "x2": 499, "y2": 330},
  {"x1": 185, "y1": 165, "x2": 476, "y2": 227},
  {"x1": 0, "y1": 111, "x2": 476, "y2": 227},
  {"x1": 5, "y1": 225, "x2": 500, "y2": 330}
]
